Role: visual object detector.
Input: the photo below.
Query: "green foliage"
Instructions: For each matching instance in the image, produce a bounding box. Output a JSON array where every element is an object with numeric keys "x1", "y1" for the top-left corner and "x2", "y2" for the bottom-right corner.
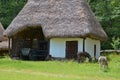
[
  {"x1": 87, "y1": 0, "x2": 120, "y2": 49},
  {"x1": 110, "y1": 37, "x2": 120, "y2": 50},
  {"x1": 0, "y1": 0, "x2": 27, "y2": 28}
]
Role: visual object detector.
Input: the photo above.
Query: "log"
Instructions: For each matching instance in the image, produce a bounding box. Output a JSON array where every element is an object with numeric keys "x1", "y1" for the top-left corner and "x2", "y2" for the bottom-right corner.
[{"x1": 100, "y1": 50, "x2": 120, "y2": 54}]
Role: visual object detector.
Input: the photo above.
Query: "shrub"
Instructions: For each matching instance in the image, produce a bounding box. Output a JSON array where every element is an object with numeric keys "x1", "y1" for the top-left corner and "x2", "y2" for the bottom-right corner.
[{"x1": 110, "y1": 37, "x2": 120, "y2": 50}]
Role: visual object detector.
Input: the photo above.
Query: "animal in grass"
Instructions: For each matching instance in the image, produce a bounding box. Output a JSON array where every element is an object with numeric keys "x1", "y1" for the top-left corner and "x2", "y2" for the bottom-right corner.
[
  {"x1": 45, "y1": 54, "x2": 53, "y2": 61},
  {"x1": 77, "y1": 52, "x2": 92, "y2": 63},
  {"x1": 98, "y1": 56, "x2": 108, "y2": 70}
]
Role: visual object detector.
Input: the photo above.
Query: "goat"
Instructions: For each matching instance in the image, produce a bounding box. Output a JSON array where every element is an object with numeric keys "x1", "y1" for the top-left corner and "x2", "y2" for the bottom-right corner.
[
  {"x1": 77, "y1": 52, "x2": 92, "y2": 63},
  {"x1": 98, "y1": 56, "x2": 108, "y2": 70}
]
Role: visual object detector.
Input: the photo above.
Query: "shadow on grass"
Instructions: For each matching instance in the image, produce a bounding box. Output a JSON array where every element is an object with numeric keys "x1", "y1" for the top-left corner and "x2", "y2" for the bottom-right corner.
[
  {"x1": 0, "y1": 56, "x2": 5, "y2": 59},
  {"x1": 100, "y1": 68, "x2": 110, "y2": 73}
]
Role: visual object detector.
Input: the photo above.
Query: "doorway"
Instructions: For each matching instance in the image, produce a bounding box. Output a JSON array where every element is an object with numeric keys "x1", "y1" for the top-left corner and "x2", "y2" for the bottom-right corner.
[
  {"x1": 66, "y1": 41, "x2": 78, "y2": 59},
  {"x1": 94, "y1": 45, "x2": 96, "y2": 59}
]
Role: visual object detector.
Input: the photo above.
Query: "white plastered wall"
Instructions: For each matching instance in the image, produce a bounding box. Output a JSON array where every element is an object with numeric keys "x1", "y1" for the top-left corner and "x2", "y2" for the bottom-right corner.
[
  {"x1": 49, "y1": 37, "x2": 100, "y2": 59},
  {"x1": 85, "y1": 38, "x2": 100, "y2": 59},
  {"x1": 50, "y1": 38, "x2": 83, "y2": 58}
]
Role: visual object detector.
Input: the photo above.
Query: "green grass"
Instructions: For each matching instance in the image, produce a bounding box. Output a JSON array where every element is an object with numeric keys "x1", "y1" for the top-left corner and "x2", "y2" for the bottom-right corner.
[{"x1": 0, "y1": 54, "x2": 120, "y2": 80}]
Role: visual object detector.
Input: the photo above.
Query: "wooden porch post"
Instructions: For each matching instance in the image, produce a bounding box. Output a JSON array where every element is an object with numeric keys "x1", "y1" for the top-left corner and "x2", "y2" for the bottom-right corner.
[
  {"x1": 48, "y1": 39, "x2": 50, "y2": 55},
  {"x1": 8, "y1": 37, "x2": 11, "y2": 56},
  {"x1": 83, "y1": 38, "x2": 86, "y2": 52}
]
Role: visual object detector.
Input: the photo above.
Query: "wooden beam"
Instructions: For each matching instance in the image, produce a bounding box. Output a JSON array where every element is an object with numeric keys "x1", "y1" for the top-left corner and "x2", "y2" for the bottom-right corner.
[
  {"x1": 8, "y1": 37, "x2": 11, "y2": 56},
  {"x1": 48, "y1": 39, "x2": 50, "y2": 55},
  {"x1": 83, "y1": 38, "x2": 86, "y2": 52}
]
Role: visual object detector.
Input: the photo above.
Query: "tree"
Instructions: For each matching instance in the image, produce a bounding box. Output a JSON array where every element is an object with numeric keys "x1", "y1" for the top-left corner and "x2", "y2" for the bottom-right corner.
[
  {"x1": 0, "y1": 0, "x2": 27, "y2": 28},
  {"x1": 87, "y1": 0, "x2": 120, "y2": 49}
]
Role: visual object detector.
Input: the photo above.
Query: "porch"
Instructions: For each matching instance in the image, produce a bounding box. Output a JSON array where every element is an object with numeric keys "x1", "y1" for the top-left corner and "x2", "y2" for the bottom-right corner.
[{"x1": 9, "y1": 27, "x2": 49, "y2": 60}]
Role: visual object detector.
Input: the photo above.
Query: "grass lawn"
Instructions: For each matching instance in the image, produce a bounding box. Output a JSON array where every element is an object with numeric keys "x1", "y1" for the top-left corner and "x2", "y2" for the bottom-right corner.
[{"x1": 0, "y1": 54, "x2": 120, "y2": 80}]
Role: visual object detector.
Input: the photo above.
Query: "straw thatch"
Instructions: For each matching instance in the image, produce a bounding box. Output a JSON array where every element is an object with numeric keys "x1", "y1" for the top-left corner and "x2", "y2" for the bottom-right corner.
[
  {"x1": 0, "y1": 41, "x2": 9, "y2": 50},
  {"x1": 4, "y1": 0, "x2": 107, "y2": 41},
  {"x1": 0, "y1": 22, "x2": 7, "y2": 41},
  {"x1": 0, "y1": 22, "x2": 8, "y2": 52}
]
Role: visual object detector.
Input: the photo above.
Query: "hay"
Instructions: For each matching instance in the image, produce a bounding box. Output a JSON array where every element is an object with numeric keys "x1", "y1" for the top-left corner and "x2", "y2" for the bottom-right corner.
[
  {"x1": 4, "y1": 0, "x2": 107, "y2": 41},
  {"x1": 0, "y1": 22, "x2": 7, "y2": 41},
  {"x1": 0, "y1": 41, "x2": 9, "y2": 50}
]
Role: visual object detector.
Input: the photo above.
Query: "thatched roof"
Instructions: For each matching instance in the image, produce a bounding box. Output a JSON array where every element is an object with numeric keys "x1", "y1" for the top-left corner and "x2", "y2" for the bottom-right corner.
[
  {"x1": 0, "y1": 22, "x2": 7, "y2": 41},
  {"x1": 4, "y1": 0, "x2": 108, "y2": 41},
  {"x1": 0, "y1": 41, "x2": 9, "y2": 50}
]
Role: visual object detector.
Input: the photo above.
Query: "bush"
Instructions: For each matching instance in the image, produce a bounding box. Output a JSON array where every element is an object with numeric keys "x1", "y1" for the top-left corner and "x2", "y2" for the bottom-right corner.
[{"x1": 110, "y1": 37, "x2": 120, "y2": 50}]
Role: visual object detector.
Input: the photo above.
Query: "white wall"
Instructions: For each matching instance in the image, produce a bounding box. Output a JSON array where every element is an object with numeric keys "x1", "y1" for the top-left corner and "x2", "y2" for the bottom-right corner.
[
  {"x1": 50, "y1": 38, "x2": 83, "y2": 58},
  {"x1": 85, "y1": 38, "x2": 100, "y2": 59},
  {"x1": 50, "y1": 38, "x2": 100, "y2": 59}
]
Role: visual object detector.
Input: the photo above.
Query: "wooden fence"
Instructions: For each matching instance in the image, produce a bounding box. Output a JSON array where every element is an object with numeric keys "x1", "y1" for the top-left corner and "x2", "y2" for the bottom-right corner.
[{"x1": 100, "y1": 50, "x2": 120, "y2": 55}]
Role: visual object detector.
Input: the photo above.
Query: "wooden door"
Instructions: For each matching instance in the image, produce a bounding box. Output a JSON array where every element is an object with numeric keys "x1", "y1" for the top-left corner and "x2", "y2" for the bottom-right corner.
[{"x1": 66, "y1": 41, "x2": 78, "y2": 59}]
